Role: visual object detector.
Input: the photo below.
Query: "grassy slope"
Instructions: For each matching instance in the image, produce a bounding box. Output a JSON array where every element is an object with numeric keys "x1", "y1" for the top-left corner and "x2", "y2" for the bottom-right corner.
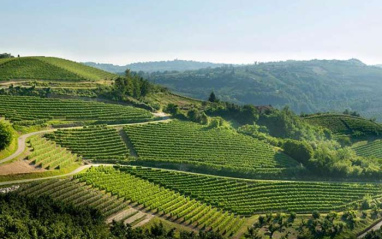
[{"x1": 0, "y1": 56, "x2": 117, "y2": 81}]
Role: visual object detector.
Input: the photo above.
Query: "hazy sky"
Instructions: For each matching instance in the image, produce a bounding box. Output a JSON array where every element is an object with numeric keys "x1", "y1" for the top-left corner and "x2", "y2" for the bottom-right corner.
[{"x1": 1, "y1": 0, "x2": 381, "y2": 65}]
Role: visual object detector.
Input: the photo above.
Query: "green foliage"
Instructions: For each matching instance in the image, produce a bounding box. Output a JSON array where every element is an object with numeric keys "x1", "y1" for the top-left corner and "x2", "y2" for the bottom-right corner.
[
  {"x1": 50, "y1": 125, "x2": 129, "y2": 162},
  {"x1": 258, "y1": 107, "x2": 328, "y2": 141},
  {"x1": 0, "y1": 53, "x2": 14, "y2": 58},
  {"x1": 0, "y1": 95, "x2": 153, "y2": 124},
  {"x1": 121, "y1": 166, "x2": 382, "y2": 214},
  {"x1": 124, "y1": 120, "x2": 301, "y2": 178},
  {"x1": 305, "y1": 114, "x2": 382, "y2": 137},
  {"x1": 140, "y1": 59, "x2": 382, "y2": 121},
  {"x1": 282, "y1": 139, "x2": 314, "y2": 166},
  {"x1": 0, "y1": 121, "x2": 12, "y2": 150},
  {"x1": 76, "y1": 166, "x2": 244, "y2": 235},
  {"x1": 113, "y1": 74, "x2": 152, "y2": 100},
  {"x1": 20, "y1": 178, "x2": 129, "y2": 218},
  {"x1": 0, "y1": 193, "x2": 109, "y2": 239},
  {"x1": 36, "y1": 56, "x2": 116, "y2": 81},
  {"x1": 208, "y1": 91, "x2": 217, "y2": 102},
  {"x1": 354, "y1": 140, "x2": 382, "y2": 159},
  {"x1": 27, "y1": 135, "x2": 81, "y2": 169}
]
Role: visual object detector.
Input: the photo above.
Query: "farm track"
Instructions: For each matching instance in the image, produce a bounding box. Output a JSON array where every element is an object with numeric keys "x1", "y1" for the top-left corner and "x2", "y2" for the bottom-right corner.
[{"x1": 0, "y1": 116, "x2": 171, "y2": 165}]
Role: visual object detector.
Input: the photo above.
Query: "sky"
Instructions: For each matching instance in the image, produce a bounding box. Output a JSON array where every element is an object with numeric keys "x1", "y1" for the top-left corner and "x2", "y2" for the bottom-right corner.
[{"x1": 1, "y1": 0, "x2": 382, "y2": 65}]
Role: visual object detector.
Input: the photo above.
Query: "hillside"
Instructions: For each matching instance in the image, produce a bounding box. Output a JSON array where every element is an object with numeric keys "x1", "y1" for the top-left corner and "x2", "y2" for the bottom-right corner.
[
  {"x1": 139, "y1": 59, "x2": 382, "y2": 121},
  {"x1": 304, "y1": 113, "x2": 382, "y2": 136},
  {"x1": 83, "y1": 59, "x2": 227, "y2": 73},
  {"x1": 0, "y1": 56, "x2": 117, "y2": 81}
]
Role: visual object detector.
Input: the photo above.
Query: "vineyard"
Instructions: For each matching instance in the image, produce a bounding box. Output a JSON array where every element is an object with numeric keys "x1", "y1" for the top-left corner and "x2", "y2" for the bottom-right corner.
[
  {"x1": 304, "y1": 114, "x2": 382, "y2": 135},
  {"x1": 121, "y1": 166, "x2": 382, "y2": 215},
  {"x1": 75, "y1": 166, "x2": 244, "y2": 235},
  {"x1": 50, "y1": 126, "x2": 129, "y2": 162},
  {"x1": 36, "y1": 57, "x2": 117, "y2": 81},
  {"x1": 0, "y1": 95, "x2": 153, "y2": 124},
  {"x1": 27, "y1": 135, "x2": 81, "y2": 169},
  {"x1": 0, "y1": 56, "x2": 116, "y2": 81},
  {"x1": 19, "y1": 178, "x2": 129, "y2": 218},
  {"x1": 124, "y1": 120, "x2": 301, "y2": 177},
  {"x1": 354, "y1": 140, "x2": 382, "y2": 159}
]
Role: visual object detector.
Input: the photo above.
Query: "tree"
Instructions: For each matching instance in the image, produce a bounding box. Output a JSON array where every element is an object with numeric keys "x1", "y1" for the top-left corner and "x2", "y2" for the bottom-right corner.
[
  {"x1": 208, "y1": 91, "x2": 217, "y2": 102},
  {"x1": 0, "y1": 122, "x2": 12, "y2": 150}
]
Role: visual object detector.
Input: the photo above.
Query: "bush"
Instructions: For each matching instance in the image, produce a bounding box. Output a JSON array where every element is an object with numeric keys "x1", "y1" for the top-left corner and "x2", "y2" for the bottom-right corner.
[
  {"x1": 0, "y1": 122, "x2": 12, "y2": 150},
  {"x1": 282, "y1": 139, "x2": 314, "y2": 165}
]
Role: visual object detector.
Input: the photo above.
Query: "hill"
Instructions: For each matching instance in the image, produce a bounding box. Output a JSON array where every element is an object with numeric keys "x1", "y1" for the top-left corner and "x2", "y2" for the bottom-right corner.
[
  {"x1": 304, "y1": 113, "x2": 382, "y2": 137},
  {"x1": 83, "y1": 59, "x2": 227, "y2": 73},
  {"x1": 0, "y1": 56, "x2": 117, "y2": 81},
  {"x1": 139, "y1": 59, "x2": 382, "y2": 121}
]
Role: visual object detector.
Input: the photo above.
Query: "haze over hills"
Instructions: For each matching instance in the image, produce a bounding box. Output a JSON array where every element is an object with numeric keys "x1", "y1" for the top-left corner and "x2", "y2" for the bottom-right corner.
[
  {"x1": 83, "y1": 59, "x2": 228, "y2": 73},
  {"x1": 137, "y1": 58, "x2": 382, "y2": 121}
]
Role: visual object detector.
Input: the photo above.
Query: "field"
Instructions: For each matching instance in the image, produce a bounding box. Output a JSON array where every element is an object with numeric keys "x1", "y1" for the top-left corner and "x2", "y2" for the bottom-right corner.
[
  {"x1": 19, "y1": 178, "x2": 129, "y2": 217},
  {"x1": 28, "y1": 135, "x2": 81, "y2": 169},
  {"x1": 75, "y1": 166, "x2": 244, "y2": 235},
  {"x1": 0, "y1": 56, "x2": 116, "y2": 81},
  {"x1": 124, "y1": 120, "x2": 301, "y2": 177},
  {"x1": 353, "y1": 140, "x2": 382, "y2": 159},
  {"x1": 304, "y1": 114, "x2": 382, "y2": 135},
  {"x1": 122, "y1": 166, "x2": 382, "y2": 215},
  {"x1": 0, "y1": 95, "x2": 153, "y2": 124},
  {"x1": 50, "y1": 126, "x2": 129, "y2": 162}
]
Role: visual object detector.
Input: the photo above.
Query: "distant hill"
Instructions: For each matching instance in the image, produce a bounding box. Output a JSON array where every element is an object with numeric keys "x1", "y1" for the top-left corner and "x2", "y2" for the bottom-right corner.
[
  {"x1": 83, "y1": 59, "x2": 227, "y2": 73},
  {"x1": 139, "y1": 59, "x2": 382, "y2": 121},
  {"x1": 0, "y1": 56, "x2": 117, "y2": 81}
]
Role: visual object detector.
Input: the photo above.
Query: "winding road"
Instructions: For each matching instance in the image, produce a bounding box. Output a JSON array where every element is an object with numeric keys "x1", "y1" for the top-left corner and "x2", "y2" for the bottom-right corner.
[{"x1": 0, "y1": 115, "x2": 171, "y2": 185}]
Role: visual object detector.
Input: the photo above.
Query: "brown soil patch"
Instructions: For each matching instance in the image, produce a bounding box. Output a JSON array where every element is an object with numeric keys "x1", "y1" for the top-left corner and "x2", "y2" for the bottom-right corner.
[{"x1": 0, "y1": 160, "x2": 46, "y2": 175}]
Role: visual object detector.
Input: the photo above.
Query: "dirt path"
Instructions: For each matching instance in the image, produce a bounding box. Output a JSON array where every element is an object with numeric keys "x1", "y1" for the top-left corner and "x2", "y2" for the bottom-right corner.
[
  {"x1": 0, "y1": 117, "x2": 171, "y2": 165},
  {"x1": 117, "y1": 128, "x2": 138, "y2": 157},
  {"x1": 358, "y1": 219, "x2": 382, "y2": 238}
]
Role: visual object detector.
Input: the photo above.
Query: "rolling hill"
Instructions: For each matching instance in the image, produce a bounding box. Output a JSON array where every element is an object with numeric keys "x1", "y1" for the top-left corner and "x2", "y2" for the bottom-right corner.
[
  {"x1": 138, "y1": 59, "x2": 382, "y2": 121},
  {"x1": 83, "y1": 59, "x2": 227, "y2": 73},
  {"x1": 0, "y1": 56, "x2": 117, "y2": 81}
]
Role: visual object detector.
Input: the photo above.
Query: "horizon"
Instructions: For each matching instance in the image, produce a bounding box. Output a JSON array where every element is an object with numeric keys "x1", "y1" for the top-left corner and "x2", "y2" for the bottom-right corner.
[{"x1": 2, "y1": 0, "x2": 382, "y2": 65}]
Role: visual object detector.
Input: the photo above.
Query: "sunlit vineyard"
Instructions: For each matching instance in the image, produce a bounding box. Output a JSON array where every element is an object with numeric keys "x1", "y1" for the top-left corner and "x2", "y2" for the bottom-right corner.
[
  {"x1": 0, "y1": 56, "x2": 116, "y2": 81},
  {"x1": 0, "y1": 95, "x2": 153, "y2": 124},
  {"x1": 305, "y1": 114, "x2": 382, "y2": 135},
  {"x1": 75, "y1": 166, "x2": 244, "y2": 235},
  {"x1": 36, "y1": 56, "x2": 116, "y2": 81},
  {"x1": 354, "y1": 140, "x2": 382, "y2": 159},
  {"x1": 0, "y1": 57, "x2": 84, "y2": 81},
  {"x1": 50, "y1": 126, "x2": 129, "y2": 162},
  {"x1": 27, "y1": 135, "x2": 81, "y2": 169},
  {"x1": 19, "y1": 178, "x2": 129, "y2": 217},
  {"x1": 122, "y1": 166, "x2": 382, "y2": 215},
  {"x1": 124, "y1": 120, "x2": 301, "y2": 177}
]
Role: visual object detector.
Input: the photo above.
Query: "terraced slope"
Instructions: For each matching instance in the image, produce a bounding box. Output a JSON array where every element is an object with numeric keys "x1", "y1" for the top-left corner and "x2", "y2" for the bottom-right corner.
[
  {"x1": 354, "y1": 140, "x2": 382, "y2": 159},
  {"x1": 0, "y1": 95, "x2": 153, "y2": 124},
  {"x1": 304, "y1": 114, "x2": 382, "y2": 135},
  {"x1": 28, "y1": 135, "x2": 81, "y2": 169},
  {"x1": 76, "y1": 167, "x2": 244, "y2": 235},
  {"x1": 19, "y1": 179, "x2": 129, "y2": 217},
  {"x1": 124, "y1": 120, "x2": 301, "y2": 177},
  {"x1": 50, "y1": 126, "x2": 129, "y2": 162},
  {"x1": 122, "y1": 166, "x2": 382, "y2": 215},
  {"x1": 0, "y1": 56, "x2": 116, "y2": 81}
]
